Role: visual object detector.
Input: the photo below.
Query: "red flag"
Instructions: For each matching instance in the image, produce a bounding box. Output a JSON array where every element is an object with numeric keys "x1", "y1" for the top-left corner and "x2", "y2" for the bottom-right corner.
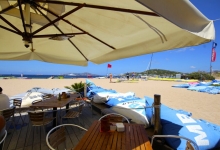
[
  {"x1": 211, "y1": 48, "x2": 216, "y2": 62},
  {"x1": 107, "y1": 64, "x2": 112, "y2": 68},
  {"x1": 211, "y1": 42, "x2": 217, "y2": 62}
]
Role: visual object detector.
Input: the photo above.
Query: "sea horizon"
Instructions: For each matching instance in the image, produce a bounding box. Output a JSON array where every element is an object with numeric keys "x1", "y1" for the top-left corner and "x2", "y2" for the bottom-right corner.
[{"x1": 0, "y1": 74, "x2": 106, "y2": 79}]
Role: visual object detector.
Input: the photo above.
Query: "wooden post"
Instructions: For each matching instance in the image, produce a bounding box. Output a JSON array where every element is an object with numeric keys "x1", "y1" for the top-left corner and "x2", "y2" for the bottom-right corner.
[
  {"x1": 84, "y1": 83, "x2": 87, "y2": 97},
  {"x1": 154, "y1": 94, "x2": 162, "y2": 134}
]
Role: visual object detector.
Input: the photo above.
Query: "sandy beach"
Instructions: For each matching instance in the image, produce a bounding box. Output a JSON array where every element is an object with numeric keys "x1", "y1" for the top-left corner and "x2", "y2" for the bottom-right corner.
[{"x1": 1, "y1": 78, "x2": 220, "y2": 125}]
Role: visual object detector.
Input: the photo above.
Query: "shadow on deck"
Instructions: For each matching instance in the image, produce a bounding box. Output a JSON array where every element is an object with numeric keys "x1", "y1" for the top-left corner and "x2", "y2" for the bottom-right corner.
[{"x1": 3, "y1": 106, "x2": 101, "y2": 150}]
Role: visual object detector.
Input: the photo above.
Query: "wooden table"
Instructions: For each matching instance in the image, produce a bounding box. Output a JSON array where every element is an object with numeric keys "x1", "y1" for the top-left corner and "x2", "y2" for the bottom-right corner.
[
  {"x1": 74, "y1": 121, "x2": 152, "y2": 150},
  {"x1": 30, "y1": 94, "x2": 79, "y2": 126}
]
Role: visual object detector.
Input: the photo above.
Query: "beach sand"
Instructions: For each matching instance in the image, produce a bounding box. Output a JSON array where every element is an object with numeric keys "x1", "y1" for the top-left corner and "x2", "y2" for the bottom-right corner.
[{"x1": 1, "y1": 78, "x2": 220, "y2": 125}]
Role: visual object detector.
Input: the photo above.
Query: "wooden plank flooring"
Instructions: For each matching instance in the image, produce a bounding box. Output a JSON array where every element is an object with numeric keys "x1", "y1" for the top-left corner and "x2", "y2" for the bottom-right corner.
[
  {"x1": 3, "y1": 105, "x2": 176, "y2": 150},
  {"x1": 3, "y1": 105, "x2": 102, "y2": 150}
]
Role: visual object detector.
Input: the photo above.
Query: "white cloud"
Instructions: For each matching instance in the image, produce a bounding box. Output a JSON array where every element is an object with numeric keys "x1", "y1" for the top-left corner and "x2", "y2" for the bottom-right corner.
[
  {"x1": 176, "y1": 48, "x2": 186, "y2": 52},
  {"x1": 189, "y1": 47, "x2": 195, "y2": 51},
  {"x1": 190, "y1": 66, "x2": 196, "y2": 69},
  {"x1": 176, "y1": 47, "x2": 195, "y2": 52}
]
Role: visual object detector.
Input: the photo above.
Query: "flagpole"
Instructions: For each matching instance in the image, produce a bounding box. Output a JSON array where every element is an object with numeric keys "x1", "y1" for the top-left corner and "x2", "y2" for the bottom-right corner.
[
  {"x1": 106, "y1": 67, "x2": 108, "y2": 77},
  {"x1": 210, "y1": 43, "x2": 212, "y2": 76},
  {"x1": 210, "y1": 42, "x2": 216, "y2": 76},
  {"x1": 106, "y1": 64, "x2": 112, "y2": 77},
  {"x1": 210, "y1": 44, "x2": 212, "y2": 76}
]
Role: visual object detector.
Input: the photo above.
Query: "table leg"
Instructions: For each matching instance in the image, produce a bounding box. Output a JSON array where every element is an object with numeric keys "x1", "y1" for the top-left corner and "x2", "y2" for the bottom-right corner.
[
  {"x1": 53, "y1": 107, "x2": 57, "y2": 127},
  {"x1": 66, "y1": 103, "x2": 69, "y2": 113}
]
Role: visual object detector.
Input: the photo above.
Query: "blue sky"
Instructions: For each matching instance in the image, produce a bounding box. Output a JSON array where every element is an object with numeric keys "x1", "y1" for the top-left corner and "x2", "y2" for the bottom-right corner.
[{"x1": 0, "y1": 0, "x2": 220, "y2": 76}]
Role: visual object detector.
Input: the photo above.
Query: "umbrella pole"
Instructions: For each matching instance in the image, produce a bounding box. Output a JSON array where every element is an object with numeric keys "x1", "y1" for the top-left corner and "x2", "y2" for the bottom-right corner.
[{"x1": 25, "y1": 3, "x2": 31, "y2": 33}]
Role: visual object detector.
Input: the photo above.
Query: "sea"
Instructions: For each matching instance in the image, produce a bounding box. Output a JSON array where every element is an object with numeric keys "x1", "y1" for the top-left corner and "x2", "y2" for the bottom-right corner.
[{"x1": 0, "y1": 74, "x2": 104, "y2": 79}]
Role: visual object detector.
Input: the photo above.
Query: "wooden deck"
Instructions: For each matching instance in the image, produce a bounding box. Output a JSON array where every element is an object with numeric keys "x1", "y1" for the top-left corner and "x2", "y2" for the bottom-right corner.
[
  {"x1": 3, "y1": 104, "x2": 174, "y2": 150},
  {"x1": 3, "y1": 105, "x2": 102, "y2": 150}
]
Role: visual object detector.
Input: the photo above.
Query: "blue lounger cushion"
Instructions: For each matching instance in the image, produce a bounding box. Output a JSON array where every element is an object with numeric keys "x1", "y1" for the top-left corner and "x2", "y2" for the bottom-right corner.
[{"x1": 145, "y1": 96, "x2": 220, "y2": 149}]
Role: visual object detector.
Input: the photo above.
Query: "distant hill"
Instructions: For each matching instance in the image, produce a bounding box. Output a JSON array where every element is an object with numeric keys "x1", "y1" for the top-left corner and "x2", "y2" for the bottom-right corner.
[
  {"x1": 129, "y1": 69, "x2": 218, "y2": 80},
  {"x1": 139, "y1": 69, "x2": 182, "y2": 76}
]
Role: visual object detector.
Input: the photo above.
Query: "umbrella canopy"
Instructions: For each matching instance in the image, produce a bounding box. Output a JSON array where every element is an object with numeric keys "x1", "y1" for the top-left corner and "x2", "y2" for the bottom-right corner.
[{"x1": 0, "y1": 0, "x2": 215, "y2": 66}]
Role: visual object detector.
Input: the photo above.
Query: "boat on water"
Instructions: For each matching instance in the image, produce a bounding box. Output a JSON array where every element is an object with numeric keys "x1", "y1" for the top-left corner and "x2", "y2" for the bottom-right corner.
[
  {"x1": 67, "y1": 73, "x2": 76, "y2": 76},
  {"x1": 95, "y1": 76, "x2": 106, "y2": 79},
  {"x1": 16, "y1": 73, "x2": 29, "y2": 79}
]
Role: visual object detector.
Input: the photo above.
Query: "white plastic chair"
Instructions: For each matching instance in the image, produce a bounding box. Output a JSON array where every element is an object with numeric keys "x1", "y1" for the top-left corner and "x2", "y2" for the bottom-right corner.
[
  {"x1": 98, "y1": 113, "x2": 130, "y2": 123},
  {"x1": 0, "y1": 130, "x2": 7, "y2": 150},
  {"x1": 46, "y1": 124, "x2": 87, "y2": 150},
  {"x1": 151, "y1": 135, "x2": 199, "y2": 150}
]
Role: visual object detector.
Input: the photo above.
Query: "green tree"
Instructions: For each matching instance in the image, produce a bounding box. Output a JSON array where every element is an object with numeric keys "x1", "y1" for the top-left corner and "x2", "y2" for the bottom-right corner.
[
  {"x1": 65, "y1": 81, "x2": 85, "y2": 93},
  {"x1": 188, "y1": 72, "x2": 215, "y2": 80},
  {"x1": 65, "y1": 82, "x2": 91, "y2": 93}
]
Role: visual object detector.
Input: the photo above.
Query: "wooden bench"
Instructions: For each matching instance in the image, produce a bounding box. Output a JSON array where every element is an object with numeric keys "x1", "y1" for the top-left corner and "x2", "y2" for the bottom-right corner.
[
  {"x1": 91, "y1": 102, "x2": 109, "y2": 114},
  {"x1": 101, "y1": 108, "x2": 116, "y2": 115}
]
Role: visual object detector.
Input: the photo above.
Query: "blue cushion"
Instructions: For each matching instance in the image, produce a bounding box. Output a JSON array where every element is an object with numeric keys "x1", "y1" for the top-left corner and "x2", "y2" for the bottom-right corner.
[
  {"x1": 86, "y1": 87, "x2": 117, "y2": 98},
  {"x1": 144, "y1": 96, "x2": 220, "y2": 149},
  {"x1": 106, "y1": 96, "x2": 142, "y2": 106},
  {"x1": 172, "y1": 83, "x2": 190, "y2": 88},
  {"x1": 144, "y1": 96, "x2": 154, "y2": 125},
  {"x1": 86, "y1": 79, "x2": 96, "y2": 86},
  {"x1": 161, "y1": 110, "x2": 220, "y2": 149}
]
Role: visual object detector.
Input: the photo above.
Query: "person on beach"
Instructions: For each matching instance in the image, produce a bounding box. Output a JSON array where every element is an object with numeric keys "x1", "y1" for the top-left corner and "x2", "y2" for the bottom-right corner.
[
  {"x1": 0, "y1": 87, "x2": 10, "y2": 110},
  {"x1": 126, "y1": 72, "x2": 129, "y2": 80},
  {"x1": 109, "y1": 73, "x2": 113, "y2": 83},
  {"x1": 132, "y1": 72, "x2": 135, "y2": 80}
]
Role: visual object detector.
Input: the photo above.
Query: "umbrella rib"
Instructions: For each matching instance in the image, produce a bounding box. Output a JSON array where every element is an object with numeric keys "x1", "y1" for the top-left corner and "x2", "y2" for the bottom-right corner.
[
  {"x1": 0, "y1": 25, "x2": 21, "y2": 36},
  {"x1": 17, "y1": 0, "x2": 27, "y2": 35},
  {"x1": 32, "y1": 33, "x2": 86, "y2": 38},
  {"x1": 133, "y1": 14, "x2": 167, "y2": 43},
  {"x1": 32, "y1": 3, "x2": 84, "y2": 35},
  {"x1": 33, "y1": 3, "x2": 89, "y2": 61},
  {"x1": 68, "y1": 39, "x2": 89, "y2": 61},
  {"x1": 0, "y1": 15, "x2": 23, "y2": 35},
  {"x1": 35, "y1": 0, "x2": 159, "y2": 16},
  {"x1": 35, "y1": 3, "x2": 115, "y2": 50},
  {"x1": 0, "y1": 3, "x2": 18, "y2": 14}
]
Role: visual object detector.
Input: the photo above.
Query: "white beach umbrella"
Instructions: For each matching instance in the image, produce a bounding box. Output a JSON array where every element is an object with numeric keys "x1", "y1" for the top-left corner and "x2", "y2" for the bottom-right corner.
[{"x1": 0, "y1": 0, "x2": 215, "y2": 65}]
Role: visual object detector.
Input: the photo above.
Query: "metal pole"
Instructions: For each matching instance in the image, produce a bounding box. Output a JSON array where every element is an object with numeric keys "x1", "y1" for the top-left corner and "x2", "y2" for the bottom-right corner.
[{"x1": 147, "y1": 53, "x2": 154, "y2": 76}]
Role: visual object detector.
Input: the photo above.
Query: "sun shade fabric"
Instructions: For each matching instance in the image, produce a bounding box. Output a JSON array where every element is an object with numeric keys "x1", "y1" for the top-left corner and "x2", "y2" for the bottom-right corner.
[{"x1": 0, "y1": 0, "x2": 215, "y2": 65}]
